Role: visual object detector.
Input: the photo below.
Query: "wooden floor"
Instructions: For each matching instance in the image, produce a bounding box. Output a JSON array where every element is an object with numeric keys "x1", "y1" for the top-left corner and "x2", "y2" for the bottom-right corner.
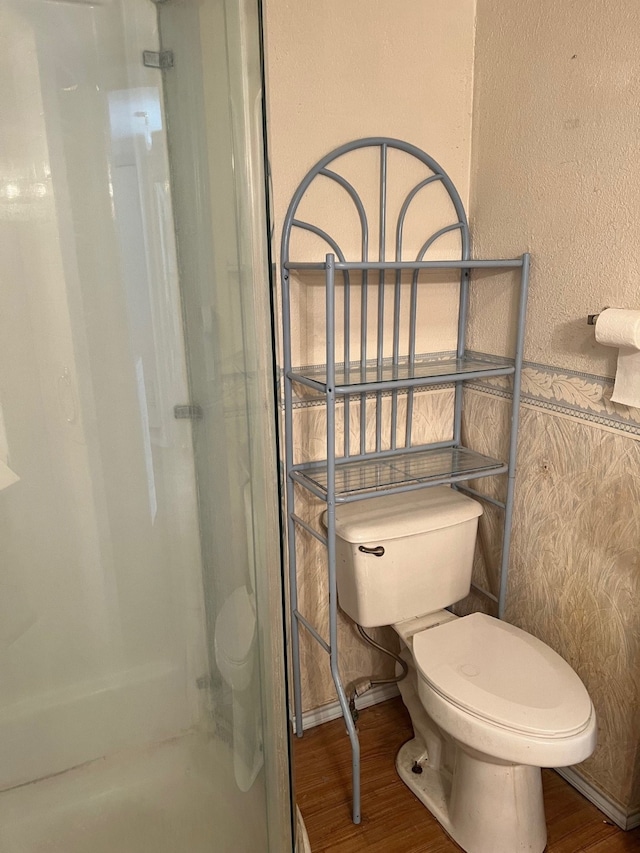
[{"x1": 295, "y1": 698, "x2": 640, "y2": 853}]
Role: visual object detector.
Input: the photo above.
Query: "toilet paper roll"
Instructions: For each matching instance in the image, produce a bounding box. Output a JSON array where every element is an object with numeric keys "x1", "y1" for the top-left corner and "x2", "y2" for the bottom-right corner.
[{"x1": 595, "y1": 308, "x2": 640, "y2": 408}]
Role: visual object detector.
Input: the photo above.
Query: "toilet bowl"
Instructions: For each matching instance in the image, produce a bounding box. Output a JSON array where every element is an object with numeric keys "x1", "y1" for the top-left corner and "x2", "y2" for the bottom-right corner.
[
  {"x1": 214, "y1": 586, "x2": 263, "y2": 792},
  {"x1": 398, "y1": 611, "x2": 595, "y2": 853},
  {"x1": 331, "y1": 487, "x2": 597, "y2": 853},
  {"x1": 214, "y1": 585, "x2": 256, "y2": 693},
  {"x1": 413, "y1": 612, "x2": 595, "y2": 767}
]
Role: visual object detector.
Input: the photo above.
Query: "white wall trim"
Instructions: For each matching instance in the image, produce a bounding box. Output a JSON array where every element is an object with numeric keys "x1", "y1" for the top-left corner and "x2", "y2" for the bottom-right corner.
[
  {"x1": 556, "y1": 767, "x2": 640, "y2": 831},
  {"x1": 291, "y1": 684, "x2": 400, "y2": 735}
]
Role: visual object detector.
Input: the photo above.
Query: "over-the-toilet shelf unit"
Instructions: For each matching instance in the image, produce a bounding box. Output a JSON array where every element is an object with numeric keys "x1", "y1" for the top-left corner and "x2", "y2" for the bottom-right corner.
[{"x1": 280, "y1": 138, "x2": 529, "y2": 825}]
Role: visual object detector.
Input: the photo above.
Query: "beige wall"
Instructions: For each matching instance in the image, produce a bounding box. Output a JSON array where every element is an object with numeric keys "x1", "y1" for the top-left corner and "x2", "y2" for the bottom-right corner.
[
  {"x1": 263, "y1": 0, "x2": 477, "y2": 712},
  {"x1": 468, "y1": 0, "x2": 640, "y2": 819},
  {"x1": 468, "y1": 0, "x2": 640, "y2": 374},
  {"x1": 264, "y1": 0, "x2": 476, "y2": 257}
]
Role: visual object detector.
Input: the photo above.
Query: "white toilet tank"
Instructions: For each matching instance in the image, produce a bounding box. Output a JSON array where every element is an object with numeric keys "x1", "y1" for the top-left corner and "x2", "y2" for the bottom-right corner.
[{"x1": 328, "y1": 487, "x2": 483, "y2": 628}]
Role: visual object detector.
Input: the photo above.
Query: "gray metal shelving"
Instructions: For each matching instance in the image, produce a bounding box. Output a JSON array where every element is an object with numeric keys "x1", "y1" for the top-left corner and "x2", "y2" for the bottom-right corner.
[{"x1": 280, "y1": 138, "x2": 529, "y2": 825}]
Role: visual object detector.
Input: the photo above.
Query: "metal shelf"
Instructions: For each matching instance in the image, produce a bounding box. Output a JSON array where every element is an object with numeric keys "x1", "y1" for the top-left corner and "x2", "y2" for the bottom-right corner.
[
  {"x1": 288, "y1": 354, "x2": 514, "y2": 395},
  {"x1": 284, "y1": 258, "x2": 524, "y2": 271},
  {"x1": 291, "y1": 446, "x2": 507, "y2": 501},
  {"x1": 280, "y1": 137, "x2": 530, "y2": 827}
]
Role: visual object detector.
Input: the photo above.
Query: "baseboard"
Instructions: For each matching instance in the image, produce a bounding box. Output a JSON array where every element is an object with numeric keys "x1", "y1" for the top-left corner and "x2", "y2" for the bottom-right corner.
[
  {"x1": 556, "y1": 767, "x2": 640, "y2": 831},
  {"x1": 291, "y1": 683, "x2": 400, "y2": 735}
]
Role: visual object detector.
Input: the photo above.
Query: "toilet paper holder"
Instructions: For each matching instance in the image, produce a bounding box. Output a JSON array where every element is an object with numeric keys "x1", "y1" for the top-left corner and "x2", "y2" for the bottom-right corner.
[{"x1": 587, "y1": 307, "x2": 611, "y2": 325}]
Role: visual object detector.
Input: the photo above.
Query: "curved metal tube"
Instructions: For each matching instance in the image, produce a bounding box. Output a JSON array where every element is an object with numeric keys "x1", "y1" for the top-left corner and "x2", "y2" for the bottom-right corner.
[
  {"x1": 280, "y1": 136, "x2": 471, "y2": 267},
  {"x1": 319, "y1": 168, "x2": 369, "y2": 260}
]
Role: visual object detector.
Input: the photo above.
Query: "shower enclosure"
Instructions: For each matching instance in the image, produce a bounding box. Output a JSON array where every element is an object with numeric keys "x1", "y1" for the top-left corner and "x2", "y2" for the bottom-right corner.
[{"x1": 0, "y1": 0, "x2": 291, "y2": 850}]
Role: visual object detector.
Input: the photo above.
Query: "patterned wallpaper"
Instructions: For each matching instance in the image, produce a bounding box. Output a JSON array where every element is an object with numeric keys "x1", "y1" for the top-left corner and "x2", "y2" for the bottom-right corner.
[
  {"x1": 289, "y1": 387, "x2": 454, "y2": 711},
  {"x1": 460, "y1": 370, "x2": 640, "y2": 815},
  {"x1": 286, "y1": 358, "x2": 640, "y2": 815}
]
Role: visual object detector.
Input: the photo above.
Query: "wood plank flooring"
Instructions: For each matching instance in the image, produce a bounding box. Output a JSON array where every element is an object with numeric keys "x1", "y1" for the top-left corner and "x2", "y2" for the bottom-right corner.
[{"x1": 295, "y1": 698, "x2": 640, "y2": 853}]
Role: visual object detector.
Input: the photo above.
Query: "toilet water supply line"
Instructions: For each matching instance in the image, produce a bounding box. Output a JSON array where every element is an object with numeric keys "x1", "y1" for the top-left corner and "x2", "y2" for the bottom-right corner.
[{"x1": 348, "y1": 626, "x2": 409, "y2": 723}]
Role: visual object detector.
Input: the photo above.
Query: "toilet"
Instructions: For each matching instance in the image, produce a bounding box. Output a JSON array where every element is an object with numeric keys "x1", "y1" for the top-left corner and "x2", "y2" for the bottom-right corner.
[
  {"x1": 213, "y1": 482, "x2": 264, "y2": 793},
  {"x1": 214, "y1": 585, "x2": 264, "y2": 792},
  {"x1": 331, "y1": 486, "x2": 596, "y2": 853}
]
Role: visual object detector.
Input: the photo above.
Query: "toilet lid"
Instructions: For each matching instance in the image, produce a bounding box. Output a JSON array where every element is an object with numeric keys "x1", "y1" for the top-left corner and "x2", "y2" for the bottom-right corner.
[{"x1": 413, "y1": 613, "x2": 593, "y2": 737}]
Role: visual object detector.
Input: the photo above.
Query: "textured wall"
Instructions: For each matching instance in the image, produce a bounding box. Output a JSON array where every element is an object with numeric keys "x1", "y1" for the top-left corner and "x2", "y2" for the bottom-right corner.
[
  {"x1": 264, "y1": 0, "x2": 477, "y2": 367},
  {"x1": 264, "y1": 0, "x2": 476, "y2": 255},
  {"x1": 263, "y1": 0, "x2": 477, "y2": 713},
  {"x1": 468, "y1": 0, "x2": 640, "y2": 818},
  {"x1": 468, "y1": 0, "x2": 640, "y2": 375}
]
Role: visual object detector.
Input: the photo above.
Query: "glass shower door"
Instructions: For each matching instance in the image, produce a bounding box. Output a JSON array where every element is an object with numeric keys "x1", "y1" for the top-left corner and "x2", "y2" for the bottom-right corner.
[
  {"x1": 0, "y1": 0, "x2": 290, "y2": 850},
  {"x1": 157, "y1": 0, "x2": 293, "y2": 846}
]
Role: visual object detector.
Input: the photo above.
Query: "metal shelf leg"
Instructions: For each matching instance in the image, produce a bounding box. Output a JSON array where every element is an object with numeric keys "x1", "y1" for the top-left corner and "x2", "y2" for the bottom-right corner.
[{"x1": 498, "y1": 253, "x2": 530, "y2": 618}]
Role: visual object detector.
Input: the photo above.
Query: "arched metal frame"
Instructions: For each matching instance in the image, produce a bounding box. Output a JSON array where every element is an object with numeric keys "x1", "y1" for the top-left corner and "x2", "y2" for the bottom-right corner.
[{"x1": 280, "y1": 138, "x2": 529, "y2": 825}]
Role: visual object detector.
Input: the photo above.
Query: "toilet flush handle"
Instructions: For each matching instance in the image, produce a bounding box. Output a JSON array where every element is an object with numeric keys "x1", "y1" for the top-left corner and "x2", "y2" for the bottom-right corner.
[{"x1": 358, "y1": 545, "x2": 385, "y2": 557}]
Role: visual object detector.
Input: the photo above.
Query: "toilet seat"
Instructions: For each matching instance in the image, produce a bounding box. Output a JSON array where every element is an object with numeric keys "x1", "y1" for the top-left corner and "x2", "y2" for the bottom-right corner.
[{"x1": 413, "y1": 613, "x2": 592, "y2": 738}]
